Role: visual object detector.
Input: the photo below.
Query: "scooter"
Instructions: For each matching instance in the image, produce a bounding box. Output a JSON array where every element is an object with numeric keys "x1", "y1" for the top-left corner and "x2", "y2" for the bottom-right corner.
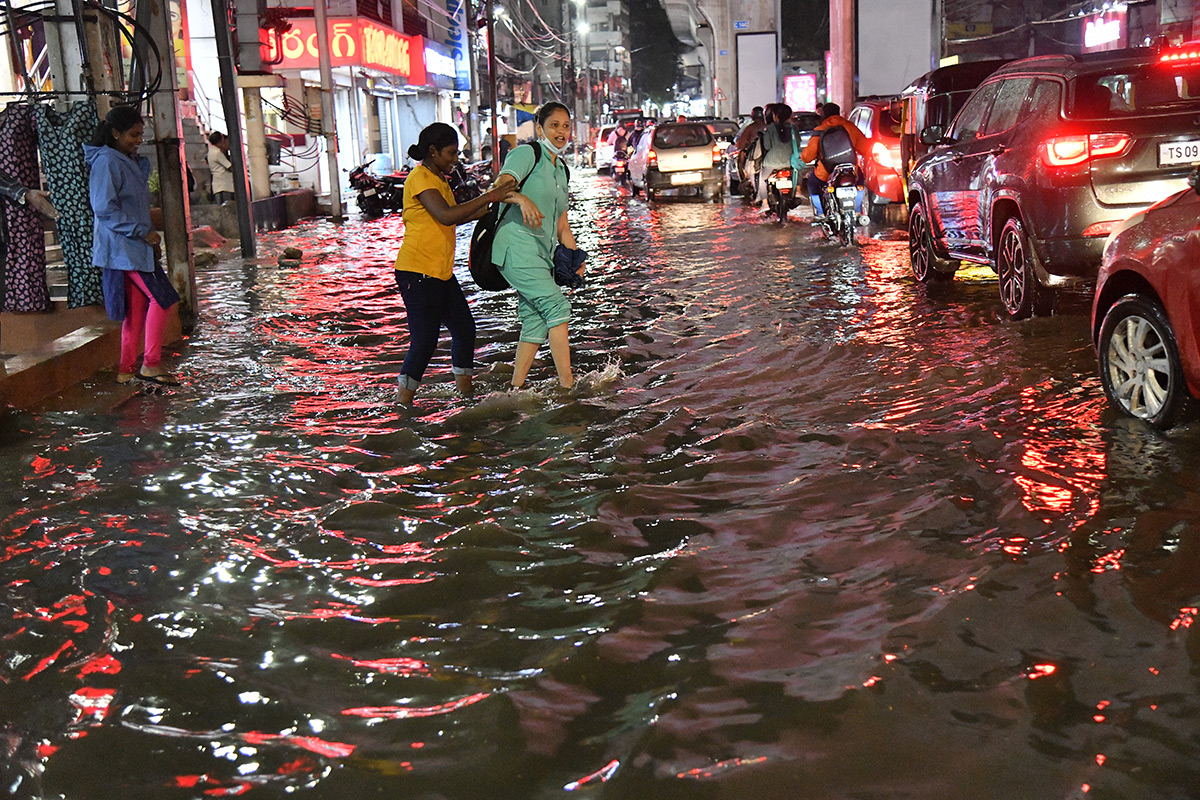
[
  {"x1": 446, "y1": 162, "x2": 483, "y2": 204},
  {"x1": 765, "y1": 166, "x2": 803, "y2": 224},
  {"x1": 817, "y1": 163, "x2": 867, "y2": 247}
]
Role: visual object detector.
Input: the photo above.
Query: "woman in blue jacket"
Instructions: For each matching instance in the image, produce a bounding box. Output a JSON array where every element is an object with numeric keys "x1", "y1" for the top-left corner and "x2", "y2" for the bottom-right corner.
[{"x1": 86, "y1": 106, "x2": 180, "y2": 386}]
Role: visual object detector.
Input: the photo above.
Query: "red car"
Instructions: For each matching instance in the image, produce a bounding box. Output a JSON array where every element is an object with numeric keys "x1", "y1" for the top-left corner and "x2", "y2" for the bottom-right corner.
[
  {"x1": 847, "y1": 97, "x2": 903, "y2": 221},
  {"x1": 1092, "y1": 168, "x2": 1200, "y2": 428}
]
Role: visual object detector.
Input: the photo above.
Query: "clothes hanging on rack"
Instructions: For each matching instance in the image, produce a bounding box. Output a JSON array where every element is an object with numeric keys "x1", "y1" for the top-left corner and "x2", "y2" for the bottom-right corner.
[
  {"x1": 35, "y1": 101, "x2": 100, "y2": 308},
  {"x1": 0, "y1": 103, "x2": 49, "y2": 312}
]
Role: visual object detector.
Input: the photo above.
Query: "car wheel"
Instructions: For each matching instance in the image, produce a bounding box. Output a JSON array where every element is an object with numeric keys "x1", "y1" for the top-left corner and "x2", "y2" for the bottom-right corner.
[
  {"x1": 908, "y1": 202, "x2": 953, "y2": 284},
  {"x1": 997, "y1": 217, "x2": 1052, "y2": 319},
  {"x1": 1098, "y1": 294, "x2": 1192, "y2": 428}
]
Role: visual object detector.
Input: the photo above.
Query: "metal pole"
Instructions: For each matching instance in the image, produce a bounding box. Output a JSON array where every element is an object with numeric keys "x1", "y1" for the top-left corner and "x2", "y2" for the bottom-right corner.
[
  {"x1": 486, "y1": 0, "x2": 499, "y2": 176},
  {"x1": 314, "y1": 0, "x2": 344, "y2": 220},
  {"x1": 211, "y1": 0, "x2": 256, "y2": 257},
  {"x1": 465, "y1": 0, "x2": 481, "y2": 154},
  {"x1": 147, "y1": 0, "x2": 196, "y2": 326},
  {"x1": 583, "y1": 23, "x2": 590, "y2": 144}
]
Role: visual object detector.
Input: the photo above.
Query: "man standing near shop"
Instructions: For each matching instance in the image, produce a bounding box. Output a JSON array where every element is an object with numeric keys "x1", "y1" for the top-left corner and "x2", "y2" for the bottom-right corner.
[{"x1": 207, "y1": 131, "x2": 234, "y2": 204}]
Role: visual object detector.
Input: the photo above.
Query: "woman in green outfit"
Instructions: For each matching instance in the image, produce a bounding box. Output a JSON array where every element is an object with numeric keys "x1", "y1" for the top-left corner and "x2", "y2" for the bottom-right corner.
[{"x1": 490, "y1": 102, "x2": 585, "y2": 389}]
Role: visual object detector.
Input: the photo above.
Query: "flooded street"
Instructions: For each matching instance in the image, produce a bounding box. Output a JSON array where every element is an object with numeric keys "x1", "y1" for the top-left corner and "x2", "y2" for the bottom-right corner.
[{"x1": 5, "y1": 171, "x2": 1200, "y2": 799}]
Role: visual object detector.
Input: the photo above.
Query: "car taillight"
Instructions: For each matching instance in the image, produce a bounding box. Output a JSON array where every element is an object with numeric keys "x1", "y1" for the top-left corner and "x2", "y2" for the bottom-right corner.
[
  {"x1": 1082, "y1": 220, "x2": 1120, "y2": 237},
  {"x1": 1041, "y1": 133, "x2": 1131, "y2": 167},
  {"x1": 648, "y1": 150, "x2": 657, "y2": 167},
  {"x1": 712, "y1": 143, "x2": 721, "y2": 163},
  {"x1": 872, "y1": 141, "x2": 894, "y2": 169}
]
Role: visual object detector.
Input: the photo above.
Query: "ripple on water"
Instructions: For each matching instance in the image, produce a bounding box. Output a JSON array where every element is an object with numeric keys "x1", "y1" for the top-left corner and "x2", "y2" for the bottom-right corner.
[{"x1": 5, "y1": 173, "x2": 1200, "y2": 798}]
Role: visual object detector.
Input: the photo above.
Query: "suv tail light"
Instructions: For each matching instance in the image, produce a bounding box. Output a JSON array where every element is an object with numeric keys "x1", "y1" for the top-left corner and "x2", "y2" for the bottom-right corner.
[
  {"x1": 712, "y1": 143, "x2": 722, "y2": 163},
  {"x1": 648, "y1": 149, "x2": 657, "y2": 167},
  {"x1": 871, "y1": 141, "x2": 894, "y2": 169},
  {"x1": 1041, "y1": 133, "x2": 1131, "y2": 167}
]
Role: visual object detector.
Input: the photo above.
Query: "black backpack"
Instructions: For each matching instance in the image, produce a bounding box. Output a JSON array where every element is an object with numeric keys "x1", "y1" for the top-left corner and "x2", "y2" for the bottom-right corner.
[
  {"x1": 818, "y1": 124, "x2": 856, "y2": 171},
  {"x1": 468, "y1": 142, "x2": 569, "y2": 291}
]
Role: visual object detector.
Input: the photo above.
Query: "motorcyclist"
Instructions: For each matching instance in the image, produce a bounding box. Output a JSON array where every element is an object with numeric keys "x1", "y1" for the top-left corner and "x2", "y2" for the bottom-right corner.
[
  {"x1": 757, "y1": 103, "x2": 799, "y2": 212},
  {"x1": 733, "y1": 106, "x2": 765, "y2": 196},
  {"x1": 800, "y1": 102, "x2": 871, "y2": 225}
]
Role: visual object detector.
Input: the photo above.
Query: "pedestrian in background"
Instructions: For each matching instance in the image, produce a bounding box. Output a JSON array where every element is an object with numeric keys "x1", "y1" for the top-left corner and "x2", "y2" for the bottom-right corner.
[
  {"x1": 85, "y1": 105, "x2": 180, "y2": 387},
  {"x1": 393, "y1": 122, "x2": 513, "y2": 405},
  {"x1": 491, "y1": 101, "x2": 584, "y2": 390},
  {"x1": 207, "y1": 131, "x2": 234, "y2": 204}
]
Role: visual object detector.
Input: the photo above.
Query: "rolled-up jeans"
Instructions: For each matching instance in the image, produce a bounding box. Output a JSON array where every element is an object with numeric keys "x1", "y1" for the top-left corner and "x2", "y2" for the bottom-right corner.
[{"x1": 394, "y1": 270, "x2": 475, "y2": 390}]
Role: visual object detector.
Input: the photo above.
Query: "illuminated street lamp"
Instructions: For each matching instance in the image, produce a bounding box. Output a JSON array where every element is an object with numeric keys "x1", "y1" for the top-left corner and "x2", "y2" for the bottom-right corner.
[{"x1": 578, "y1": 15, "x2": 590, "y2": 148}]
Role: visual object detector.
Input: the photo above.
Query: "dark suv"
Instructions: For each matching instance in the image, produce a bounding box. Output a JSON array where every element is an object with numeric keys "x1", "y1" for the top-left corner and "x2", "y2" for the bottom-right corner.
[{"x1": 906, "y1": 46, "x2": 1200, "y2": 318}]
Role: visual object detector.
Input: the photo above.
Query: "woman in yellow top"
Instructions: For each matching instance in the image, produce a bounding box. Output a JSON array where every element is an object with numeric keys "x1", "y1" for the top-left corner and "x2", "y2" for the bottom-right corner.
[{"x1": 393, "y1": 123, "x2": 523, "y2": 404}]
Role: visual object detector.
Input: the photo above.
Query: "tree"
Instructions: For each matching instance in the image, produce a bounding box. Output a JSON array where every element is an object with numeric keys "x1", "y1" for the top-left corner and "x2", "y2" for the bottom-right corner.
[{"x1": 628, "y1": 0, "x2": 682, "y2": 104}]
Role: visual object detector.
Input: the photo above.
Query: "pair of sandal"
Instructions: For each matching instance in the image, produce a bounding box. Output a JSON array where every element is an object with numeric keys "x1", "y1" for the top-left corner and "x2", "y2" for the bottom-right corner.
[{"x1": 116, "y1": 370, "x2": 180, "y2": 387}]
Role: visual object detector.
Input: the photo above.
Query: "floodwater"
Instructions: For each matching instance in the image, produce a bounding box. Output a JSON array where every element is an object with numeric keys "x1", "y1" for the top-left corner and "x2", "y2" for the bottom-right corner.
[{"x1": 4, "y1": 172, "x2": 1200, "y2": 800}]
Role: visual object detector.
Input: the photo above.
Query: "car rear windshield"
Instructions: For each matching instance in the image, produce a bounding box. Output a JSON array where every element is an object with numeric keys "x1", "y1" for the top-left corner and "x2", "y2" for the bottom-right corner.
[
  {"x1": 793, "y1": 112, "x2": 822, "y2": 131},
  {"x1": 653, "y1": 124, "x2": 712, "y2": 148},
  {"x1": 1070, "y1": 64, "x2": 1200, "y2": 118},
  {"x1": 706, "y1": 122, "x2": 739, "y2": 139}
]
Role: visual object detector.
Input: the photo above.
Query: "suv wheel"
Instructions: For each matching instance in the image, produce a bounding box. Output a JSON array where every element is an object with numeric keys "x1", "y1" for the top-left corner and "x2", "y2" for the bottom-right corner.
[
  {"x1": 997, "y1": 217, "x2": 1052, "y2": 319},
  {"x1": 908, "y1": 202, "x2": 953, "y2": 284},
  {"x1": 1098, "y1": 295, "x2": 1191, "y2": 428}
]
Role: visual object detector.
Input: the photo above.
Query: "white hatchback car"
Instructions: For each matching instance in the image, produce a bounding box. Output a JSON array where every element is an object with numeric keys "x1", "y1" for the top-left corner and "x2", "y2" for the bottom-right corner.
[{"x1": 628, "y1": 122, "x2": 724, "y2": 201}]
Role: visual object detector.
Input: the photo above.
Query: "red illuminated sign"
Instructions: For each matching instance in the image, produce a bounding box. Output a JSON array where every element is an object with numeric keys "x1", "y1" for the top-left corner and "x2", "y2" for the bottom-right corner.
[{"x1": 266, "y1": 19, "x2": 427, "y2": 84}]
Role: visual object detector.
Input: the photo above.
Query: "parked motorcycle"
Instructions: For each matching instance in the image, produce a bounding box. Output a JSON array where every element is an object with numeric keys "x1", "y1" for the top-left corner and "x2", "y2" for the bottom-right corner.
[
  {"x1": 765, "y1": 166, "x2": 804, "y2": 223},
  {"x1": 817, "y1": 163, "x2": 866, "y2": 246},
  {"x1": 348, "y1": 159, "x2": 407, "y2": 218},
  {"x1": 446, "y1": 162, "x2": 483, "y2": 204}
]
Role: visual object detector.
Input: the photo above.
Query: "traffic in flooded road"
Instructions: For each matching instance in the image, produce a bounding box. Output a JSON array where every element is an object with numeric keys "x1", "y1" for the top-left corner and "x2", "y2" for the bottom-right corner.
[{"x1": 3, "y1": 170, "x2": 1200, "y2": 799}]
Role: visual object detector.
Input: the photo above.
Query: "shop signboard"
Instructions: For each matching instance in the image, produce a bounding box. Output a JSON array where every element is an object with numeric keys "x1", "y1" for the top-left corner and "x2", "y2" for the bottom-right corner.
[
  {"x1": 1082, "y1": 10, "x2": 1126, "y2": 53},
  {"x1": 423, "y1": 39, "x2": 457, "y2": 91},
  {"x1": 265, "y1": 18, "x2": 427, "y2": 85},
  {"x1": 443, "y1": 0, "x2": 470, "y2": 90}
]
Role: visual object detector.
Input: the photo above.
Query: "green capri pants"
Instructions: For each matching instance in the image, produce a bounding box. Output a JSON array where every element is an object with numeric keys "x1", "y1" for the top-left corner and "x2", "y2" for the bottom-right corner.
[{"x1": 501, "y1": 257, "x2": 571, "y2": 344}]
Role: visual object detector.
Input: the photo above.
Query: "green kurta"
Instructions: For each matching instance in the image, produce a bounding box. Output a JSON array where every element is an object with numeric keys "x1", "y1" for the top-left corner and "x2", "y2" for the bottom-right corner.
[
  {"x1": 494, "y1": 144, "x2": 569, "y2": 285},
  {"x1": 494, "y1": 144, "x2": 574, "y2": 343}
]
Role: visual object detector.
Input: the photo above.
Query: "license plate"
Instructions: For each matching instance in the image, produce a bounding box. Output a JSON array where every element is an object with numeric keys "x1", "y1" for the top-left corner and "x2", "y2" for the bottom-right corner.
[
  {"x1": 670, "y1": 171, "x2": 702, "y2": 185},
  {"x1": 835, "y1": 187, "x2": 857, "y2": 199},
  {"x1": 775, "y1": 179, "x2": 793, "y2": 190},
  {"x1": 1159, "y1": 140, "x2": 1200, "y2": 166},
  {"x1": 364, "y1": 188, "x2": 377, "y2": 196}
]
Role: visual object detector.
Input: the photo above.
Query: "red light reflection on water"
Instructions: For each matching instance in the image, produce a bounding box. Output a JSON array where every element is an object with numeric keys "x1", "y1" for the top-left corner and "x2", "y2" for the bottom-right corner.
[
  {"x1": 563, "y1": 758, "x2": 620, "y2": 790},
  {"x1": 342, "y1": 691, "x2": 490, "y2": 719},
  {"x1": 331, "y1": 652, "x2": 430, "y2": 676}
]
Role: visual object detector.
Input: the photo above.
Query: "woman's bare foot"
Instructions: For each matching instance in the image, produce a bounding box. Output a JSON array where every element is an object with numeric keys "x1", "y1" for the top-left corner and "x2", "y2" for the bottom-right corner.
[{"x1": 455, "y1": 374, "x2": 474, "y2": 397}]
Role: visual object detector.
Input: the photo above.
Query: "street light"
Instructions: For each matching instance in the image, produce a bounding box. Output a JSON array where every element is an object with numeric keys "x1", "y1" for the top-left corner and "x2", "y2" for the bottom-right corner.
[{"x1": 578, "y1": 18, "x2": 591, "y2": 149}]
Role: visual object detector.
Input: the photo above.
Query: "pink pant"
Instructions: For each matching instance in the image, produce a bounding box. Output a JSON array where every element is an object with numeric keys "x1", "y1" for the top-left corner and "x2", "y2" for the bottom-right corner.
[{"x1": 120, "y1": 271, "x2": 175, "y2": 374}]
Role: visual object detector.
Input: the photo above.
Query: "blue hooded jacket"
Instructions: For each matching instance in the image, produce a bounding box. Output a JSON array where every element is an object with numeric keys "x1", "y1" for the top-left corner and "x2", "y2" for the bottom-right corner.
[{"x1": 84, "y1": 143, "x2": 155, "y2": 273}]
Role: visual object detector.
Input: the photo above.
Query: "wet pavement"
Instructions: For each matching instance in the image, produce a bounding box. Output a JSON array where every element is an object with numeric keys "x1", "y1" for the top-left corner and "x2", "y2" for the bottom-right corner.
[{"x1": 3, "y1": 171, "x2": 1200, "y2": 799}]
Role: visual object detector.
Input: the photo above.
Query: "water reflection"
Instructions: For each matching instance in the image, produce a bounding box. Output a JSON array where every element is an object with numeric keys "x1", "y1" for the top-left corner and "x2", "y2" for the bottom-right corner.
[{"x1": 3, "y1": 173, "x2": 1200, "y2": 797}]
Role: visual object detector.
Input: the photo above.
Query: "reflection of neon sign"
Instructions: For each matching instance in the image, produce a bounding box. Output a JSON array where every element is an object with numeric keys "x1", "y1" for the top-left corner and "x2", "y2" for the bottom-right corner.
[{"x1": 265, "y1": 19, "x2": 426, "y2": 84}]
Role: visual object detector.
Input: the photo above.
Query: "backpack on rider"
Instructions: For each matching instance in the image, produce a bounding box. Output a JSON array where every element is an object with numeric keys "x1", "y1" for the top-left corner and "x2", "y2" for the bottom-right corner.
[{"x1": 817, "y1": 124, "x2": 856, "y2": 173}]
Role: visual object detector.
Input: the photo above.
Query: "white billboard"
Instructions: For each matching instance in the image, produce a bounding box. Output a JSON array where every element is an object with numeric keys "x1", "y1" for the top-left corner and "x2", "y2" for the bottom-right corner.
[{"x1": 736, "y1": 32, "x2": 778, "y2": 115}]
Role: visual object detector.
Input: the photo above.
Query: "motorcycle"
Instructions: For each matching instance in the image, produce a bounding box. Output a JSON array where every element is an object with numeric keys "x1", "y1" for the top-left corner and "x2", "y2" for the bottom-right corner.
[
  {"x1": 765, "y1": 166, "x2": 804, "y2": 223},
  {"x1": 446, "y1": 162, "x2": 484, "y2": 204},
  {"x1": 612, "y1": 150, "x2": 630, "y2": 185},
  {"x1": 348, "y1": 159, "x2": 407, "y2": 218},
  {"x1": 817, "y1": 163, "x2": 866, "y2": 246}
]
